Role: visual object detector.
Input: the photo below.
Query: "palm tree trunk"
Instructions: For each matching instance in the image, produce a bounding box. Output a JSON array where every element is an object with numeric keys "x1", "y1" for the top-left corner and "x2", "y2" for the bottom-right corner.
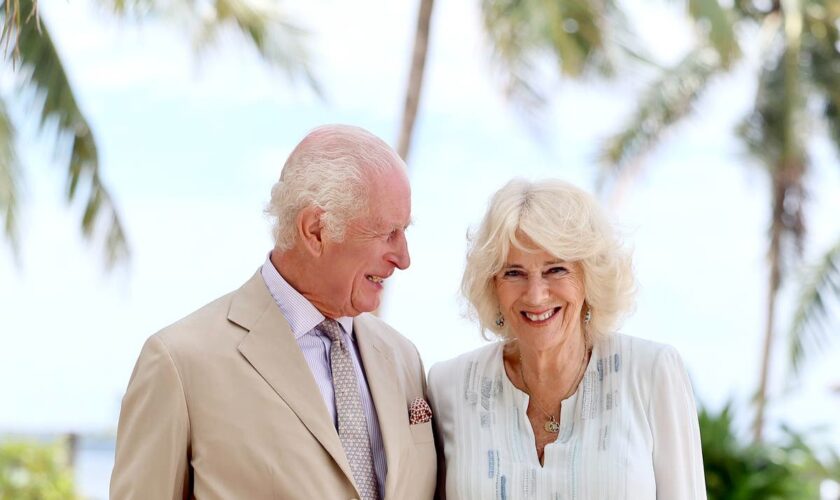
[
  {"x1": 753, "y1": 175, "x2": 785, "y2": 443},
  {"x1": 754, "y1": 3, "x2": 805, "y2": 440},
  {"x1": 396, "y1": 0, "x2": 435, "y2": 162},
  {"x1": 374, "y1": 0, "x2": 435, "y2": 317}
]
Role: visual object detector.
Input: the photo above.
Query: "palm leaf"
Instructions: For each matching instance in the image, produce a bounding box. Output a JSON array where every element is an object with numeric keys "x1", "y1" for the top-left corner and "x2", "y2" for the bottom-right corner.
[
  {"x1": 820, "y1": 89, "x2": 840, "y2": 151},
  {"x1": 480, "y1": 0, "x2": 630, "y2": 113},
  {"x1": 597, "y1": 47, "x2": 721, "y2": 191},
  {"x1": 686, "y1": 0, "x2": 740, "y2": 68},
  {"x1": 803, "y1": 5, "x2": 840, "y2": 152},
  {"x1": 14, "y1": 0, "x2": 129, "y2": 267},
  {"x1": 0, "y1": 97, "x2": 20, "y2": 258},
  {"x1": 480, "y1": 0, "x2": 552, "y2": 110},
  {"x1": 105, "y1": 0, "x2": 319, "y2": 93},
  {"x1": 1, "y1": 0, "x2": 25, "y2": 61},
  {"x1": 788, "y1": 237, "x2": 840, "y2": 377}
]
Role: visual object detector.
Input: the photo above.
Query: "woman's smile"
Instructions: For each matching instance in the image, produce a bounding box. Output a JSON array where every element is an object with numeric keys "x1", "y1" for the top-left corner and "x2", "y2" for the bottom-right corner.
[{"x1": 521, "y1": 307, "x2": 561, "y2": 324}]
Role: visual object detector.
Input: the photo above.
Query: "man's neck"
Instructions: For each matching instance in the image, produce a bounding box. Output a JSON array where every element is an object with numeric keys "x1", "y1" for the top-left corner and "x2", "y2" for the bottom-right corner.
[
  {"x1": 271, "y1": 248, "x2": 308, "y2": 295},
  {"x1": 270, "y1": 248, "x2": 343, "y2": 319}
]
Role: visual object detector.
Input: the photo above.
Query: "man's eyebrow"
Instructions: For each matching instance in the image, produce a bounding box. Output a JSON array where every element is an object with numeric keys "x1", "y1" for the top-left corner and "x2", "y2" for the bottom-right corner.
[{"x1": 377, "y1": 217, "x2": 413, "y2": 233}]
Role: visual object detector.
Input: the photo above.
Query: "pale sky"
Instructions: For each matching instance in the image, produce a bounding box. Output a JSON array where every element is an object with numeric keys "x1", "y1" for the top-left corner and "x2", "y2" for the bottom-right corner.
[{"x1": 1, "y1": 0, "x2": 839, "y2": 458}]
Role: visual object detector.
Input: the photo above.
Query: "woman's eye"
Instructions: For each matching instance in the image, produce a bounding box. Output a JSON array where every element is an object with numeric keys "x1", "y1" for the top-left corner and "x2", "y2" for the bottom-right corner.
[
  {"x1": 502, "y1": 269, "x2": 524, "y2": 278},
  {"x1": 546, "y1": 266, "x2": 568, "y2": 276}
]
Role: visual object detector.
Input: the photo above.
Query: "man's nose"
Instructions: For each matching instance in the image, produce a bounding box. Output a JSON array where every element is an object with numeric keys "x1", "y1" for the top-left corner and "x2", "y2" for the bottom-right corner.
[{"x1": 389, "y1": 231, "x2": 410, "y2": 270}]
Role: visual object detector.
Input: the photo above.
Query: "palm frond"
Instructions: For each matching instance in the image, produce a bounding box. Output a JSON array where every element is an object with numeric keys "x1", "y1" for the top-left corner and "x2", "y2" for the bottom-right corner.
[
  {"x1": 199, "y1": 0, "x2": 319, "y2": 92},
  {"x1": 0, "y1": 97, "x2": 21, "y2": 258},
  {"x1": 2, "y1": 0, "x2": 27, "y2": 62},
  {"x1": 823, "y1": 96, "x2": 840, "y2": 153},
  {"x1": 788, "y1": 237, "x2": 840, "y2": 378},
  {"x1": 780, "y1": 0, "x2": 805, "y2": 164},
  {"x1": 106, "y1": 0, "x2": 319, "y2": 94},
  {"x1": 687, "y1": 0, "x2": 740, "y2": 68},
  {"x1": 15, "y1": 0, "x2": 129, "y2": 267},
  {"x1": 480, "y1": 0, "x2": 550, "y2": 110},
  {"x1": 731, "y1": 0, "x2": 771, "y2": 22},
  {"x1": 480, "y1": 0, "x2": 627, "y2": 113},
  {"x1": 597, "y1": 47, "x2": 721, "y2": 190},
  {"x1": 802, "y1": 4, "x2": 840, "y2": 152}
]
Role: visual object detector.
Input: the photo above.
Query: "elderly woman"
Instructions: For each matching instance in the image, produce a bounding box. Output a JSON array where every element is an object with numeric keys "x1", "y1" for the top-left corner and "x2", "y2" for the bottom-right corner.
[{"x1": 428, "y1": 179, "x2": 705, "y2": 499}]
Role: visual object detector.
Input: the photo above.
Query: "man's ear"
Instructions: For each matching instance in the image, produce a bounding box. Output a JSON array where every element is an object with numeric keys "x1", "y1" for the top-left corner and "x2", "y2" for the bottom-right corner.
[{"x1": 297, "y1": 206, "x2": 325, "y2": 256}]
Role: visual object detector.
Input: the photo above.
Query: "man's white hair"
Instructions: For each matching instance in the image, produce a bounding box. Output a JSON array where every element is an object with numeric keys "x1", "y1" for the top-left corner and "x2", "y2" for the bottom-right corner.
[{"x1": 266, "y1": 124, "x2": 406, "y2": 251}]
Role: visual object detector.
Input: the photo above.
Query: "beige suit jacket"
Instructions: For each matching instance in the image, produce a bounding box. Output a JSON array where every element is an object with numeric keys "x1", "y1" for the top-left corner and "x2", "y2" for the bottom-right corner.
[{"x1": 110, "y1": 271, "x2": 437, "y2": 499}]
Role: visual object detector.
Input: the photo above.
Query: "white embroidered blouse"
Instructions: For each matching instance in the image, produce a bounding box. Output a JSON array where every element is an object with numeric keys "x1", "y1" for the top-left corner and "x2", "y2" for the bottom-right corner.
[{"x1": 427, "y1": 334, "x2": 706, "y2": 500}]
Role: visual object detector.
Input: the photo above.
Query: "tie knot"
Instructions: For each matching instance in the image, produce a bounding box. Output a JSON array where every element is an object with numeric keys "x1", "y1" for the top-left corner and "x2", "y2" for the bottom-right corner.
[{"x1": 318, "y1": 318, "x2": 344, "y2": 345}]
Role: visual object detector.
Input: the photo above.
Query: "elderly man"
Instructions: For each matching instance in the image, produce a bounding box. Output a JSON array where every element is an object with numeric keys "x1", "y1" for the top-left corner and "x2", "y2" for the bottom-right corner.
[{"x1": 110, "y1": 125, "x2": 436, "y2": 499}]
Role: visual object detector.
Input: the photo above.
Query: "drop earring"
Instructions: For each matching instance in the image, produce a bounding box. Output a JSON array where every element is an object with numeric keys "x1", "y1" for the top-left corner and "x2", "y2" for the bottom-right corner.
[
  {"x1": 495, "y1": 312, "x2": 505, "y2": 327},
  {"x1": 584, "y1": 308, "x2": 592, "y2": 325}
]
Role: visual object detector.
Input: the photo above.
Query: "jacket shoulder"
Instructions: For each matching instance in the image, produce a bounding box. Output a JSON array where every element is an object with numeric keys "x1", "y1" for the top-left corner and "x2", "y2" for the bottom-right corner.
[
  {"x1": 153, "y1": 291, "x2": 238, "y2": 349},
  {"x1": 152, "y1": 271, "x2": 268, "y2": 353},
  {"x1": 355, "y1": 313, "x2": 420, "y2": 358}
]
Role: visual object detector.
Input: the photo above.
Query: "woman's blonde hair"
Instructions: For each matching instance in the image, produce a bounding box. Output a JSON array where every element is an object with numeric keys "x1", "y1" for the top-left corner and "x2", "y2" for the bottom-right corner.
[{"x1": 461, "y1": 178, "x2": 636, "y2": 344}]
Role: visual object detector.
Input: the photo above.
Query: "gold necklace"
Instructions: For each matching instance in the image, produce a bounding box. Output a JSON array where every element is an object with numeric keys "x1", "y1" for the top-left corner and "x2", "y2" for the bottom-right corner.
[{"x1": 518, "y1": 348, "x2": 589, "y2": 434}]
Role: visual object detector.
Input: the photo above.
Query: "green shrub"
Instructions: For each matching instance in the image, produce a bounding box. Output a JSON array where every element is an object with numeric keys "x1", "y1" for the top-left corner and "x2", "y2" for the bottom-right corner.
[
  {"x1": 701, "y1": 403, "x2": 839, "y2": 499},
  {"x1": 0, "y1": 440, "x2": 78, "y2": 500}
]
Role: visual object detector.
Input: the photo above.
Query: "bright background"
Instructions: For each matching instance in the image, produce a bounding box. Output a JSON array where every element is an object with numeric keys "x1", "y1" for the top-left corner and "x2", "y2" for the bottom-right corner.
[{"x1": 1, "y1": 0, "x2": 839, "y2": 497}]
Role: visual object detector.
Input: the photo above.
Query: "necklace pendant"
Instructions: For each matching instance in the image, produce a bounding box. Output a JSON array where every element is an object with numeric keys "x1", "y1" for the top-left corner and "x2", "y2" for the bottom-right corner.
[{"x1": 544, "y1": 417, "x2": 560, "y2": 433}]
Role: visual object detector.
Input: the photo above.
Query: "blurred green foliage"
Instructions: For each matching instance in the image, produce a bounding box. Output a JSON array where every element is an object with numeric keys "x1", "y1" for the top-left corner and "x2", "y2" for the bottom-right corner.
[
  {"x1": 701, "y1": 403, "x2": 840, "y2": 499},
  {"x1": 0, "y1": 440, "x2": 78, "y2": 499}
]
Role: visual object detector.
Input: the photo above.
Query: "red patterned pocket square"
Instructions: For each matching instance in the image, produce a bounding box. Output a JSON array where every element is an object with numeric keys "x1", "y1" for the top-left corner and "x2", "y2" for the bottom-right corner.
[{"x1": 408, "y1": 397, "x2": 433, "y2": 425}]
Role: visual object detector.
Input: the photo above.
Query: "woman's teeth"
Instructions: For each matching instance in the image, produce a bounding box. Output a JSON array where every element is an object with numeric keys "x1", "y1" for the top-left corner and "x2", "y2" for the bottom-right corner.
[
  {"x1": 367, "y1": 275, "x2": 384, "y2": 284},
  {"x1": 523, "y1": 309, "x2": 557, "y2": 322}
]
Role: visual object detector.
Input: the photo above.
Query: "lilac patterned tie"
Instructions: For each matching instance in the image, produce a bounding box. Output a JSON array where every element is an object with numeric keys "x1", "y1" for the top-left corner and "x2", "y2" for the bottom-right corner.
[{"x1": 318, "y1": 319, "x2": 379, "y2": 500}]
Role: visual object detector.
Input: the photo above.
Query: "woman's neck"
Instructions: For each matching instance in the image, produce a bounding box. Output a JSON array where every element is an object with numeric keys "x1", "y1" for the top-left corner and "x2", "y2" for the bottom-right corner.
[{"x1": 515, "y1": 330, "x2": 589, "y2": 386}]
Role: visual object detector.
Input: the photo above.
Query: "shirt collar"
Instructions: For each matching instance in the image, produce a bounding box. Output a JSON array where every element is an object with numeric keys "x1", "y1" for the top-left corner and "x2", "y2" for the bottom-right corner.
[{"x1": 260, "y1": 253, "x2": 354, "y2": 339}]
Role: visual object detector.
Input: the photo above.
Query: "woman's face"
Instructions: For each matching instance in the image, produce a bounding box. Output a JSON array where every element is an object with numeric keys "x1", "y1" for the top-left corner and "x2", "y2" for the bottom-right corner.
[{"x1": 494, "y1": 243, "x2": 586, "y2": 351}]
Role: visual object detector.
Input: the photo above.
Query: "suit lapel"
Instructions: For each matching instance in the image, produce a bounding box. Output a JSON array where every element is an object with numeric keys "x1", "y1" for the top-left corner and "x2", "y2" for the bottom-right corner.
[
  {"x1": 230, "y1": 272, "x2": 358, "y2": 493},
  {"x1": 355, "y1": 315, "x2": 409, "y2": 499}
]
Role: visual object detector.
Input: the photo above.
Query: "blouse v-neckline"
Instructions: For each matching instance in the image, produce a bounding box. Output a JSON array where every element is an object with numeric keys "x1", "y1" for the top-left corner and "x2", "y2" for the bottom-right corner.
[{"x1": 496, "y1": 342, "x2": 595, "y2": 469}]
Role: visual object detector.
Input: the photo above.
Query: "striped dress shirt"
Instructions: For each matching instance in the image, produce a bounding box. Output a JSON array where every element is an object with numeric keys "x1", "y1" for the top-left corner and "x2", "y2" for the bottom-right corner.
[{"x1": 260, "y1": 257, "x2": 387, "y2": 497}]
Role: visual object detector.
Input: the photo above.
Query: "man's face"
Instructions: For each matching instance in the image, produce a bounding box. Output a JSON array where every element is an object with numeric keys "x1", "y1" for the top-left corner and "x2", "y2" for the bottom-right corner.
[{"x1": 316, "y1": 168, "x2": 412, "y2": 318}]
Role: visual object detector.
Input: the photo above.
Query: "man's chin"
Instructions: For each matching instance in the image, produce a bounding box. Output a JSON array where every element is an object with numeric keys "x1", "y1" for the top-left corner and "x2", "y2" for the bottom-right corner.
[{"x1": 352, "y1": 297, "x2": 381, "y2": 316}]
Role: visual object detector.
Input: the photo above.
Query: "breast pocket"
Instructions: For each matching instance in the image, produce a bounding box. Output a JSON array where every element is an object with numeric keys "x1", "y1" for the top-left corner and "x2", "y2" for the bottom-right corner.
[{"x1": 409, "y1": 421, "x2": 434, "y2": 444}]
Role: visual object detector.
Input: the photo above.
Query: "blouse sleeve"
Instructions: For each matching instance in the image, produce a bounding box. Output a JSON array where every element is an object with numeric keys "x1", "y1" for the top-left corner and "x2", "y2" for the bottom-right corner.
[
  {"x1": 647, "y1": 345, "x2": 707, "y2": 499},
  {"x1": 427, "y1": 362, "x2": 451, "y2": 500}
]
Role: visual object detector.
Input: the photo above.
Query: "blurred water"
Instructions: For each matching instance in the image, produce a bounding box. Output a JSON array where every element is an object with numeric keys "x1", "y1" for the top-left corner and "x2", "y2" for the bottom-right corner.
[{"x1": 75, "y1": 440, "x2": 113, "y2": 500}]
